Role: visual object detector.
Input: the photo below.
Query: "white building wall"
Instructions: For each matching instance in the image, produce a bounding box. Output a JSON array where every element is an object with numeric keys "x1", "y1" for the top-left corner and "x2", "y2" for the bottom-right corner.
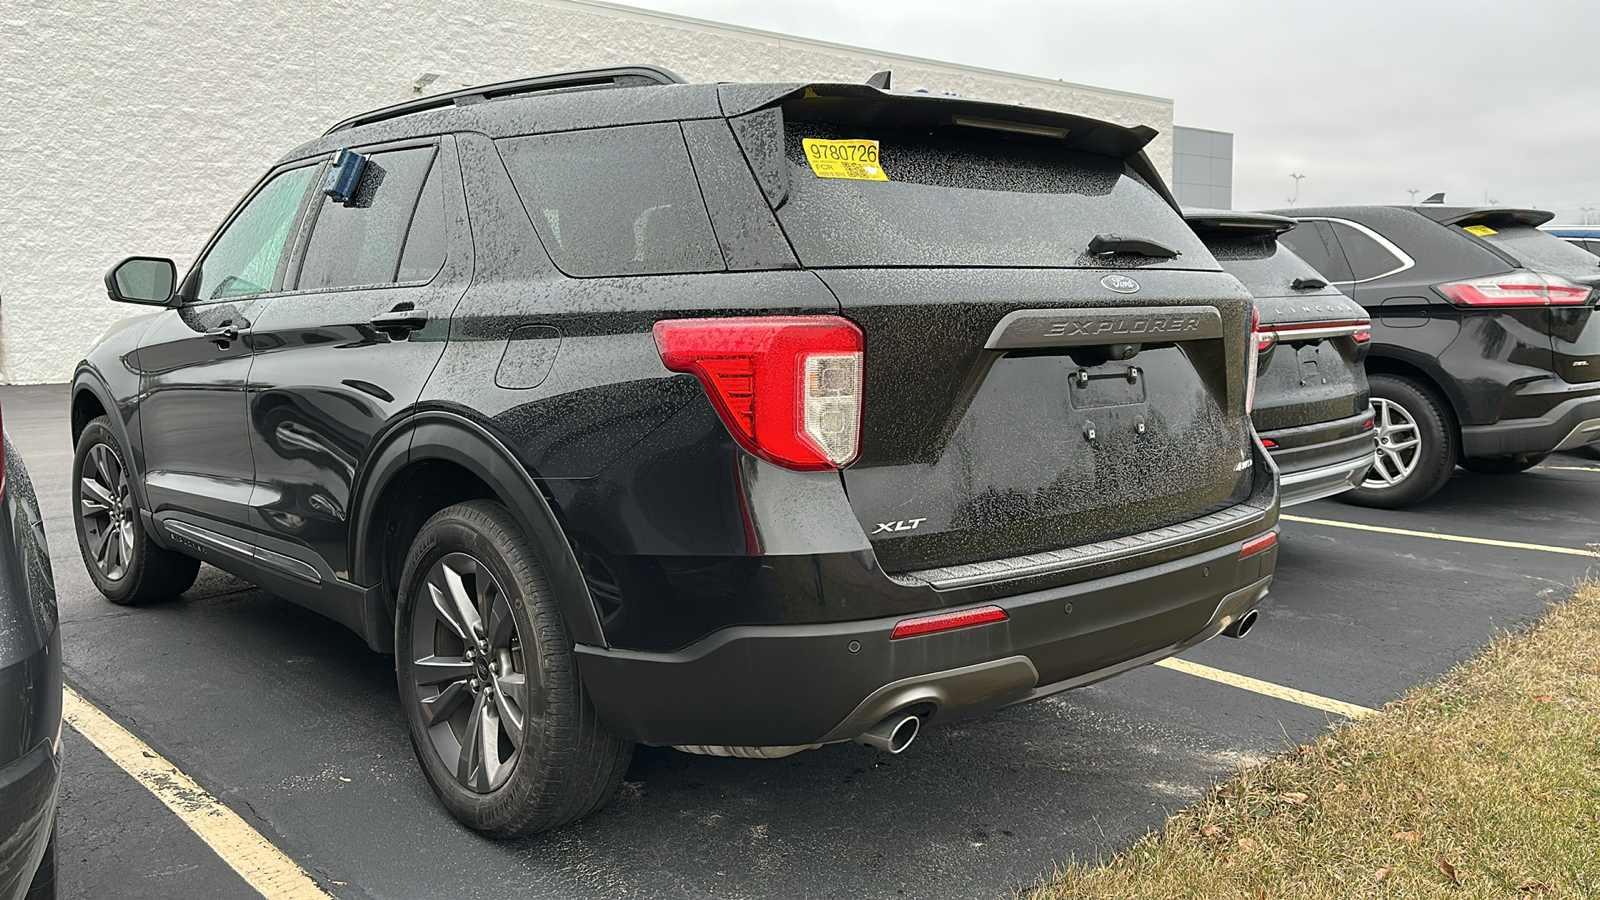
[{"x1": 0, "y1": 0, "x2": 1174, "y2": 384}]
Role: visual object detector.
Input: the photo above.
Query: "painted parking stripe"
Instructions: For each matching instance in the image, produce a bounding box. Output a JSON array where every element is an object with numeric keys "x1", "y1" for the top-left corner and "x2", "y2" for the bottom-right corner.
[
  {"x1": 1282, "y1": 513, "x2": 1592, "y2": 557},
  {"x1": 61, "y1": 686, "x2": 335, "y2": 900},
  {"x1": 1537, "y1": 464, "x2": 1600, "y2": 473},
  {"x1": 1154, "y1": 658, "x2": 1377, "y2": 719}
]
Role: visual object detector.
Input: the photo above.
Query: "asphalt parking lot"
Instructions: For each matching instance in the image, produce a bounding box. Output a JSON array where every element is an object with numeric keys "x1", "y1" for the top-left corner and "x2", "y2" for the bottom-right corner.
[{"x1": 7, "y1": 382, "x2": 1595, "y2": 900}]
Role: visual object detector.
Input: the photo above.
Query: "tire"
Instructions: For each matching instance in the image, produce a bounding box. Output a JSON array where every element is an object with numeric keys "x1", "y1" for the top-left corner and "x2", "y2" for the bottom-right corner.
[
  {"x1": 24, "y1": 821, "x2": 55, "y2": 900},
  {"x1": 1459, "y1": 453, "x2": 1547, "y2": 474},
  {"x1": 395, "y1": 500, "x2": 632, "y2": 837},
  {"x1": 72, "y1": 417, "x2": 200, "y2": 605},
  {"x1": 1341, "y1": 374, "x2": 1457, "y2": 509}
]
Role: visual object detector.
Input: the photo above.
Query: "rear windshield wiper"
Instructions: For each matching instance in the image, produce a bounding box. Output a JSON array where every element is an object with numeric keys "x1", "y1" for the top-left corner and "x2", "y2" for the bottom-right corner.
[
  {"x1": 1087, "y1": 233, "x2": 1181, "y2": 259},
  {"x1": 1291, "y1": 276, "x2": 1328, "y2": 291}
]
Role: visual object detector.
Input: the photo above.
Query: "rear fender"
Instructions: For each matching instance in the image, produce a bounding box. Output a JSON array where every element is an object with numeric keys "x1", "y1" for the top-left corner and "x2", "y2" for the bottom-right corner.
[{"x1": 349, "y1": 411, "x2": 605, "y2": 649}]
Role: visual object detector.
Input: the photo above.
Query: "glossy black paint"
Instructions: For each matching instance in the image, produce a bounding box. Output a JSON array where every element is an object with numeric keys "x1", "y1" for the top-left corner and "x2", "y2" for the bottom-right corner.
[
  {"x1": 76, "y1": 76, "x2": 1277, "y2": 748},
  {"x1": 1268, "y1": 205, "x2": 1600, "y2": 459},
  {"x1": 0, "y1": 434, "x2": 62, "y2": 900}
]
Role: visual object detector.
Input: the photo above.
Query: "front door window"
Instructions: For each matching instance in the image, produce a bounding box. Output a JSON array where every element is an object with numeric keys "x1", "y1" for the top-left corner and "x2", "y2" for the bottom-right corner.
[{"x1": 193, "y1": 167, "x2": 316, "y2": 301}]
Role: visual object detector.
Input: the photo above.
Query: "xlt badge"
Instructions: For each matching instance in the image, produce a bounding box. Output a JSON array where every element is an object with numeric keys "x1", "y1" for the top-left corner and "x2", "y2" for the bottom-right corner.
[{"x1": 872, "y1": 518, "x2": 927, "y2": 535}]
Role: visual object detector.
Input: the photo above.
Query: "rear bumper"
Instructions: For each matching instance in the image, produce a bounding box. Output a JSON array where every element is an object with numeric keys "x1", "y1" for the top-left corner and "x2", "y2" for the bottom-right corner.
[
  {"x1": 575, "y1": 535, "x2": 1276, "y2": 748},
  {"x1": 1461, "y1": 384, "x2": 1600, "y2": 457},
  {"x1": 1262, "y1": 411, "x2": 1376, "y2": 507},
  {"x1": 0, "y1": 740, "x2": 58, "y2": 900}
]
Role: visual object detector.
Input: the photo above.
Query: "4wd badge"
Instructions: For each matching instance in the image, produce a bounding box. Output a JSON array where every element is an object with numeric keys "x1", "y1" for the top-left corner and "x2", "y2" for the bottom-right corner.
[{"x1": 1101, "y1": 274, "x2": 1140, "y2": 294}]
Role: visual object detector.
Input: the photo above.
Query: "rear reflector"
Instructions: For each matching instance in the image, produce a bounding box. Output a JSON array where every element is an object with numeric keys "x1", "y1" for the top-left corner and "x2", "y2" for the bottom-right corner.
[
  {"x1": 1436, "y1": 272, "x2": 1592, "y2": 307},
  {"x1": 1260, "y1": 438, "x2": 1277, "y2": 449},
  {"x1": 890, "y1": 605, "x2": 1008, "y2": 640},
  {"x1": 1240, "y1": 531, "x2": 1278, "y2": 559},
  {"x1": 655, "y1": 316, "x2": 864, "y2": 470}
]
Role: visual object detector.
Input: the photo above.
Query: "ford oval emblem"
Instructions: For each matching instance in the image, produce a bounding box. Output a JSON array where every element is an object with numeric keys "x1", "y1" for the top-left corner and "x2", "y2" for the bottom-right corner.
[{"x1": 1101, "y1": 274, "x2": 1140, "y2": 294}]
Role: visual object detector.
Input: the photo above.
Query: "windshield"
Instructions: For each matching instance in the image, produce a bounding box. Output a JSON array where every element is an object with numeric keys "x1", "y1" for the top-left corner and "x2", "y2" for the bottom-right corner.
[
  {"x1": 1468, "y1": 224, "x2": 1600, "y2": 283},
  {"x1": 1203, "y1": 233, "x2": 1329, "y2": 299},
  {"x1": 772, "y1": 123, "x2": 1212, "y2": 269}
]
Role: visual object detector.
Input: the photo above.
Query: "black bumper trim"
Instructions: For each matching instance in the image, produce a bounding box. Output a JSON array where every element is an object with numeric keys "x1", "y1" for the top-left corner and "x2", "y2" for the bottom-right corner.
[{"x1": 1461, "y1": 388, "x2": 1600, "y2": 457}]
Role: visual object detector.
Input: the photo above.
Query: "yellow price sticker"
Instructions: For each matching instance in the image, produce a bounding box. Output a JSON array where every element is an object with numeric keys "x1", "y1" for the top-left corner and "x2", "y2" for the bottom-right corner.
[
  {"x1": 802, "y1": 138, "x2": 889, "y2": 181},
  {"x1": 1464, "y1": 224, "x2": 1498, "y2": 236}
]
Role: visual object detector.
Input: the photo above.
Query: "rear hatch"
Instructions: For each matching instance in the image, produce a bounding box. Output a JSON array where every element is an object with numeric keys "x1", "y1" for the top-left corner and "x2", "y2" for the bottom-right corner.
[
  {"x1": 727, "y1": 87, "x2": 1258, "y2": 574},
  {"x1": 1186, "y1": 210, "x2": 1371, "y2": 435},
  {"x1": 1444, "y1": 212, "x2": 1600, "y2": 385}
]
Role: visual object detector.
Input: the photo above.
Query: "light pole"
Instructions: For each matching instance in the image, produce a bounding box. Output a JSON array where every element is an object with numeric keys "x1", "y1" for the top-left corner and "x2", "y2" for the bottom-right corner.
[
  {"x1": 1288, "y1": 173, "x2": 1305, "y2": 208},
  {"x1": 1407, "y1": 188, "x2": 1420, "y2": 205},
  {"x1": 1583, "y1": 206, "x2": 1595, "y2": 225}
]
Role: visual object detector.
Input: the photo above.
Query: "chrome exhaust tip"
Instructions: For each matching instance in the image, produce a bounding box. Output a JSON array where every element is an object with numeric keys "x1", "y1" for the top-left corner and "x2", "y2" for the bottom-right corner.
[
  {"x1": 854, "y1": 714, "x2": 921, "y2": 754},
  {"x1": 1223, "y1": 608, "x2": 1260, "y2": 639}
]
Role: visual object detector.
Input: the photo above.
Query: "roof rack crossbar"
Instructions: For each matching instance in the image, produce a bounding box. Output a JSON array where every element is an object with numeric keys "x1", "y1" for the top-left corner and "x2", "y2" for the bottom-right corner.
[{"x1": 324, "y1": 65, "x2": 688, "y2": 135}]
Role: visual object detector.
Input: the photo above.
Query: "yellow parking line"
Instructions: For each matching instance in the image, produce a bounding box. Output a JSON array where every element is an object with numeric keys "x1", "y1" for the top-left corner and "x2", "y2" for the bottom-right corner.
[
  {"x1": 1154, "y1": 658, "x2": 1377, "y2": 719},
  {"x1": 61, "y1": 687, "x2": 334, "y2": 900},
  {"x1": 1537, "y1": 464, "x2": 1600, "y2": 473},
  {"x1": 1281, "y1": 513, "x2": 1592, "y2": 557}
]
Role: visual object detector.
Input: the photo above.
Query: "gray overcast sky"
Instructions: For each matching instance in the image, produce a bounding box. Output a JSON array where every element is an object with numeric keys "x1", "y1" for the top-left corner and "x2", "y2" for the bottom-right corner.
[{"x1": 621, "y1": 0, "x2": 1600, "y2": 222}]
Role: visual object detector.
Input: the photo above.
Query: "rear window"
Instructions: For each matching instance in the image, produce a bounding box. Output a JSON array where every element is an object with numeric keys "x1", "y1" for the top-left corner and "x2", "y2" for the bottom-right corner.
[
  {"x1": 770, "y1": 124, "x2": 1209, "y2": 269},
  {"x1": 1203, "y1": 233, "x2": 1328, "y2": 298},
  {"x1": 1468, "y1": 224, "x2": 1600, "y2": 281},
  {"x1": 497, "y1": 123, "x2": 725, "y2": 277}
]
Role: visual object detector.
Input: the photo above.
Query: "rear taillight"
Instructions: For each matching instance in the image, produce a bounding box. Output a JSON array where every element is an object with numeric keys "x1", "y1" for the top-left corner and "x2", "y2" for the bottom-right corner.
[
  {"x1": 654, "y1": 316, "x2": 864, "y2": 471},
  {"x1": 1246, "y1": 306, "x2": 1260, "y2": 415},
  {"x1": 890, "y1": 605, "x2": 1008, "y2": 640},
  {"x1": 1436, "y1": 272, "x2": 1592, "y2": 307}
]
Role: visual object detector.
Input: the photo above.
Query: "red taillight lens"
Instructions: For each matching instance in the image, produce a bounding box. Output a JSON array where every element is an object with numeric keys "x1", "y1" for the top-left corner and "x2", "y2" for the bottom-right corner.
[
  {"x1": 1260, "y1": 438, "x2": 1277, "y2": 449},
  {"x1": 654, "y1": 316, "x2": 864, "y2": 471},
  {"x1": 889, "y1": 605, "x2": 1008, "y2": 640},
  {"x1": 1240, "y1": 531, "x2": 1278, "y2": 559},
  {"x1": 1437, "y1": 273, "x2": 1592, "y2": 307},
  {"x1": 1246, "y1": 306, "x2": 1260, "y2": 415}
]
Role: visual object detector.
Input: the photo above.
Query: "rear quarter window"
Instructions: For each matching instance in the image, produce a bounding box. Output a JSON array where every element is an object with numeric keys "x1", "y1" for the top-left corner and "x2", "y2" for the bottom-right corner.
[
  {"x1": 497, "y1": 123, "x2": 726, "y2": 277},
  {"x1": 1277, "y1": 220, "x2": 1355, "y2": 284},
  {"x1": 770, "y1": 123, "x2": 1209, "y2": 269}
]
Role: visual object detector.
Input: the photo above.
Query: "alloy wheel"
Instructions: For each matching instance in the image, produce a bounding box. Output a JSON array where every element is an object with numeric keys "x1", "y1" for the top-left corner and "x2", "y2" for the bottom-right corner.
[
  {"x1": 1363, "y1": 397, "x2": 1423, "y2": 489},
  {"x1": 79, "y1": 442, "x2": 135, "y2": 581},
  {"x1": 409, "y1": 552, "x2": 532, "y2": 793}
]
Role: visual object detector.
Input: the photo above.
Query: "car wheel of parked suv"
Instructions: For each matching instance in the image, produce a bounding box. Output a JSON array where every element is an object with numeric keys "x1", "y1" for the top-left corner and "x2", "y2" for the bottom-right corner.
[
  {"x1": 1459, "y1": 454, "x2": 1547, "y2": 474},
  {"x1": 72, "y1": 417, "x2": 200, "y2": 604},
  {"x1": 1344, "y1": 375, "x2": 1457, "y2": 508},
  {"x1": 395, "y1": 500, "x2": 632, "y2": 837}
]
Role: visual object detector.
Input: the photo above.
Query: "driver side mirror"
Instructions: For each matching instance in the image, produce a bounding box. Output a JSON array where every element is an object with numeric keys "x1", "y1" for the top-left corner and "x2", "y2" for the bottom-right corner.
[{"x1": 105, "y1": 257, "x2": 178, "y2": 306}]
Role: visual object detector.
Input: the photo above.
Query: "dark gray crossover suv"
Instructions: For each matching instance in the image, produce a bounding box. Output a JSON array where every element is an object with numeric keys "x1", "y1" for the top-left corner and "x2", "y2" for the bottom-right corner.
[
  {"x1": 1, "y1": 414, "x2": 61, "y2": 900},
  {"x1": 1268, "y1": 204, "x2": 1600, "y2": 507},
  {"x1": 1185, "y1": 210, "x2": 1375, "y2": 505},
  {"x1": 75, "y1": 66, "x2": 1278, "y2": 835}
]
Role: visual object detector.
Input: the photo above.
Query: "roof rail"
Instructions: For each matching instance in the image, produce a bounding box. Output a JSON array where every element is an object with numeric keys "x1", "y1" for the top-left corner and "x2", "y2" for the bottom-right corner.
[{"x1": 324, "y1": 65, "x2": 688, "y2": 135}]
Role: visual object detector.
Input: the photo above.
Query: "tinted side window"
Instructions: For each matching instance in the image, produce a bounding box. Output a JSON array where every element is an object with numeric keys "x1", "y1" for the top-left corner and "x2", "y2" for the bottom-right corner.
[
  {"x1": 1326, "y1": 220, "x2": 1407, "y2": 281},
  {"x1": 497, "y1": 123, "x2": 725, "y2": 277},
  {"x1": 1277, "y1": 220, "x2": 1354, "y2": 284},
  {"x1": 194, "y1": 166, "x2": 316, "y2": 301},
  {"x1": 296, "y1": 146, "x2": 441, "y2": 291}
]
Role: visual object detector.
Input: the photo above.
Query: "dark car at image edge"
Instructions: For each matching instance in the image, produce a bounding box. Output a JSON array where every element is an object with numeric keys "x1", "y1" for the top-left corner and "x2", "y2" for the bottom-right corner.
[
  {"x1": 0, "y1": 408, "x2": 62, "y2": 900},
  {"x1": 74, "y1": 65, "x2": 1279, "y2": 836},
  {"x1": 1269, "y1": 203, "x2": 1600, "y2": 506},
  {"x1": 1184, "y1": 209, "x2": 1376, "y2": 505}
]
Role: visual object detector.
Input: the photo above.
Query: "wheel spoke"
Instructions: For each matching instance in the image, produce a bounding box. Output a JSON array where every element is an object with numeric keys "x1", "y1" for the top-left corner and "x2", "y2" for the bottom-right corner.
[
  {"x1": 1388, "y1": 437, "x2": 1420, "y2": 452},
  {"x1": 420, "y1": 679, "x2": 471, "y2": 726},
  {"x1": 458, "y1": 692, "x2": 486, "y2": 788},
  {"x1": 427, "y1": 580, "x2": 469, "y2": 640},
  {"x1": 491, "y1": 675, "x2": 525, "y2": 743},
  {"x1": 80, "y1": 478, "x2": 116, "y2": 514},
  {"x1": 91, "y1": 524, "x2": 113, "y2": 564},
  {"x1": 479, "y1": 699, "x2": 507, "y2": 788},
  {"x1": 413, "y1": 655, "x2": 474, "y2": 686},
  {"x1": 441, "y1": 562, "x2": 484, "y2": 639},
  {"x1": 485, "y1": 593, "x2": 515, "y2": 649}
]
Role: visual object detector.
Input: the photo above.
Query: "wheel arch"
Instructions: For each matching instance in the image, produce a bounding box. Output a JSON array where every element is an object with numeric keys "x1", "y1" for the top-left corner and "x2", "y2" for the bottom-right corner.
[
  {"x1": 70, "y1": 370, "x2": 162, "y2": 528},
  {"x1": 1362, "y1": 349, "x2": 1465, "y2": 437},
  {"x1": 349, "y1": 411, "x2": 606, "y2": 653}
]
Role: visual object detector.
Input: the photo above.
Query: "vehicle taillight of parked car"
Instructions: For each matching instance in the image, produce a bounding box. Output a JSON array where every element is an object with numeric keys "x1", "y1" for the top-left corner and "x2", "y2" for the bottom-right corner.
[
  {"x1": 1435, "y1": 272, "x2": 1593, "y2": 307},
  {"x1": 654, "y1": 316, "x2": 865, "y2": 470}
]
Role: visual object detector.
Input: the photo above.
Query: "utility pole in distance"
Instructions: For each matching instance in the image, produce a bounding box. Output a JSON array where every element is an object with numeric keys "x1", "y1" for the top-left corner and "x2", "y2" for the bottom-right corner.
[
  {"x1": 1408, "y1": 188, "x2": 1420, "y2": 204},
  {"x1": 1289, "y1": 173, "x2": 1305, "y2": 208}
]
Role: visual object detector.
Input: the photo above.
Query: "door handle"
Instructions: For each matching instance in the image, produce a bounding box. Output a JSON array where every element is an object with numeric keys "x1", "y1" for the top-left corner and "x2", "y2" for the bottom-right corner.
[
  {"x1": 205, "y1": 325, "x2": 239, "y2": 346},
  {"x1": 371, "y1": 309, "x2": 429, "y2": 338}
]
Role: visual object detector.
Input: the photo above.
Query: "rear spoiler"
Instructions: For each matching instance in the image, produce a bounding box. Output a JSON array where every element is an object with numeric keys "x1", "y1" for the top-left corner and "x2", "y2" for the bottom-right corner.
[
  {"x1": 1413, "y1": 207, "x2": 1555, "y2": 229},
  {"x1": 1182, "y1": 208, "x2": 1298, "y2": 238},
  {"x1": 716, "y1": 81, "x2": 1178, "y2": 210}
]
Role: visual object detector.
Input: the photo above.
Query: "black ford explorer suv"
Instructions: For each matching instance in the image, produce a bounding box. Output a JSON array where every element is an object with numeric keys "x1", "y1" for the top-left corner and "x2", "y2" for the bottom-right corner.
[
  {"x1": 1268, "y1": 204, "x2": 1600, "y2": 507},
  {"x1": 1184, "y1": 210, "x2": 1375, "y2": 505},
  {"x1": 75, "y1": 66, "x2": 1278, "y2": 836}
]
